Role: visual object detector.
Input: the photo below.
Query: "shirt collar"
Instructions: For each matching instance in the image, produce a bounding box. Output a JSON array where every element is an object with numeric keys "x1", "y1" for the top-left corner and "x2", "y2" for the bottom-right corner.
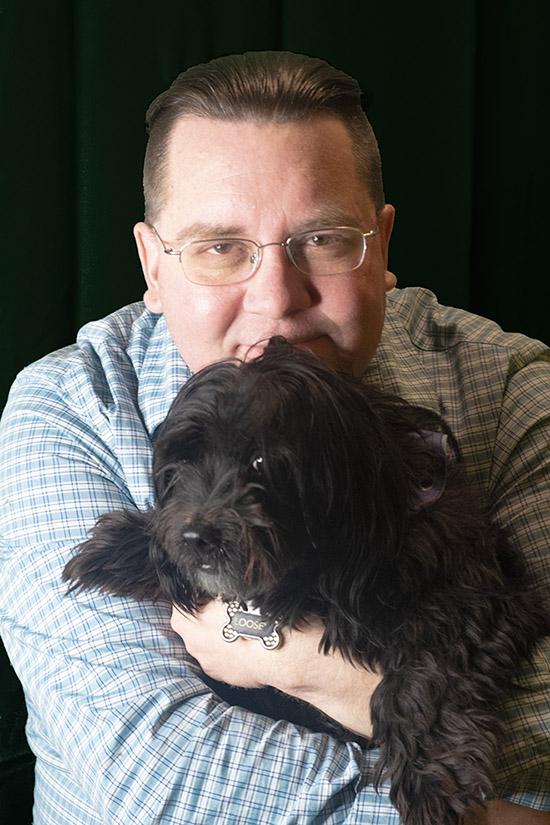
[
  {"x1": 131, "y1": 311, "x2": 192, "y2": 439},
  {"x1": 364, "y1": 296, "x2": 441, "y2": 415},
  {"x1": 131, "y1": 294, "x2": 441, "y2": 440}
]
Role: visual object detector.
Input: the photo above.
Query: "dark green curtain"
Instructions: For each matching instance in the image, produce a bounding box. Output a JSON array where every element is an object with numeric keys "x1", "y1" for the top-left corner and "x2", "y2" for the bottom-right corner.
[
  {"x1": 2, "y1": 0, "x2": 549, "y2": 413},
  {"x1": 0, "y1": 1, "x2": 548, "y2": 820}
]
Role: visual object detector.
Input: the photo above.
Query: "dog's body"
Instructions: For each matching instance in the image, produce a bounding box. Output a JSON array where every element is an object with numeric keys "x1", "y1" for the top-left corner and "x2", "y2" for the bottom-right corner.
[{"x1": 64, "y1": 337, "x2": 548, "y2": 825}]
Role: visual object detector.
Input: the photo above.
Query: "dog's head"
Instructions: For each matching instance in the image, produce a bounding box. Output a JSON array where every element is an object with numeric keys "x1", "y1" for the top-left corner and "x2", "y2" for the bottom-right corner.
[{"x1": 151, "y1": 338, "x2": 451, "y2": 614}]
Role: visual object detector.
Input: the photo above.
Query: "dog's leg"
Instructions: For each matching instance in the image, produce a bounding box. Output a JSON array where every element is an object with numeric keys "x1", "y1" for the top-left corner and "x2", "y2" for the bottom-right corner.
[{"x1": 370, "y1": 662, "x2": 497, "y2": 825}]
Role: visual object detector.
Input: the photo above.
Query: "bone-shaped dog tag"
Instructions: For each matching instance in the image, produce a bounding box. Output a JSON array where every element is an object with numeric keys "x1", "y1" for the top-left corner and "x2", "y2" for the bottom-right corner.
[{"x1": 221, "y1": 601, "x2": 282, "y2": 650}]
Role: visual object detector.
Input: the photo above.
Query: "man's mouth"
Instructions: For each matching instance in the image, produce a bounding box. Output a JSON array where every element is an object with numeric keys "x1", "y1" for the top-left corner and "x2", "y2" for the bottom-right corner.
[{"x1": 242, "y1": 336, "x2": 325, "y2": 361}]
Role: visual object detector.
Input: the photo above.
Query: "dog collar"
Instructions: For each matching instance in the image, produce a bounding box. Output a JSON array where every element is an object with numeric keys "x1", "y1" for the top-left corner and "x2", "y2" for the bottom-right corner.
[{"x1": 221, "y1": 601, "x2": 282, "y2": 650}]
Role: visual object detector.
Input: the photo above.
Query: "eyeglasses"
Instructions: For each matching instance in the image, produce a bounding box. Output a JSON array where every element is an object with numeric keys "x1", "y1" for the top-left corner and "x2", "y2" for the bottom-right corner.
[{"x1": 150, "y1": 225, "x2": 380, "y2": 286}]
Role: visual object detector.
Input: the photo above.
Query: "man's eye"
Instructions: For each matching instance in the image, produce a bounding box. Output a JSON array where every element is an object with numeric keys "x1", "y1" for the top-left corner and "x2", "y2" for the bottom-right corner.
[
  {"x1": 188, "y1": 240, "x2": 247, "y2": 259},
  {"x1": 208, "y1": 242, "x2": 239, "y2": 256},
  {"x1": 305, "y1": 233, "x2": 335, "y2": 247}
]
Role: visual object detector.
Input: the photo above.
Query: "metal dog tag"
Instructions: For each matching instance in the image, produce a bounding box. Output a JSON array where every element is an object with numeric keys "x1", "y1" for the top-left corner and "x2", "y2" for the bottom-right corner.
[{"x1": 221, "y1": 601, "x2": 282, "y2": 650}]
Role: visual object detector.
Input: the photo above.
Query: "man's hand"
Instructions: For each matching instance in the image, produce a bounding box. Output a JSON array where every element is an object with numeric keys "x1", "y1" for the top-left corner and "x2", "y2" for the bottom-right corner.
[
  {"x1": 171, "y1": 600, "x2": 275, "y2": 687},
  {"x1": 171, "y1": 599, "x2": 381, "y2": 737}
]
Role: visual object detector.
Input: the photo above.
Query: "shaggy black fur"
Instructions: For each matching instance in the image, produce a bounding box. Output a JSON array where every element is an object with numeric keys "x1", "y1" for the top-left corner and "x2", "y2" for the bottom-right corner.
[{"x1": 63, "y1": 337, "x2": 549, "y2": 825}]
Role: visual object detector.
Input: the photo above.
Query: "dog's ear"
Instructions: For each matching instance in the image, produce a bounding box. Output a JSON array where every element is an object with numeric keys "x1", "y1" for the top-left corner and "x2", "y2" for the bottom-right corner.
[
  {"x1": 63, "y1": 509, "x2": 161, "y2": 601},
  {"x1": 409, "y1": 431, "x2": 449, "y2": 510}
]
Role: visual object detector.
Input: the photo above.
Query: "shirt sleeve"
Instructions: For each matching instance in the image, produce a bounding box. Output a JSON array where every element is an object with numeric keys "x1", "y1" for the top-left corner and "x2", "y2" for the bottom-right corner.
[
  {"x1": 485, "y1": 358, "x2": 550, "y2": 808},
  {"x1": 0, "y1": 367, "x2": 398, "y2": 825}
]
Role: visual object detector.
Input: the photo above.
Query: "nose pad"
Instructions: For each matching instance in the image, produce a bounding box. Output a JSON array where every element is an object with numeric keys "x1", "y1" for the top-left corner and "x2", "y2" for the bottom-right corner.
[{"x1": 243, "y1": 245, "x2": 312, "y2": 317}]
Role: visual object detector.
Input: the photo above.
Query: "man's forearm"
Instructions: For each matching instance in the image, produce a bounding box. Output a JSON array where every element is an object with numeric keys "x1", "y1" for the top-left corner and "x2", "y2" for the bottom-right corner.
[{"x1": 172, "y1": 600, "x2": 382, "y2": 737}]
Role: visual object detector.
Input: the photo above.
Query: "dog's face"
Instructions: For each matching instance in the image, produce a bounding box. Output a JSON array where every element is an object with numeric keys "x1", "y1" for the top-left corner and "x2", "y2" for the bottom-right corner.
[
  {"x1": 150, "y1": 337, "x2": 448, "y2": 625},
  {"x1": 150, "y1": 361, "x2": 312, "y2": 605}
]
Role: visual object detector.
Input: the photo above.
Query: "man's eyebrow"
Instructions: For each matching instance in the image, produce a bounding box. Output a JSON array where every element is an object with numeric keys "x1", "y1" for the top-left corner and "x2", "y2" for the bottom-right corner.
[
  {"x1": 291, "y1": 201, "x2": 379, "y2": 231},
  {"x1": 172, "y1": 210, "x2": 370, "y2": 243},
  {"x1": 173, "y1": 222, "x2": 247, "y2": 242},
  {"x1": 293, "y1": 208, "x2": 367, "y2": 232}
]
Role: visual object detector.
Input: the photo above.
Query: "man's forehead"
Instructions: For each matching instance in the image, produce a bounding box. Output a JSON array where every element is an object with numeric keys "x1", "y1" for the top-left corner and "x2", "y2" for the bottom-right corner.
[{"x1": 157, "y1": 114, "x2": 376, "y2": 236}]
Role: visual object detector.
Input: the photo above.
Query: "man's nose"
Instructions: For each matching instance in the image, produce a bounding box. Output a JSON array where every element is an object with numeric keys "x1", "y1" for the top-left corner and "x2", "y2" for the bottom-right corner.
[{"x1": 242, "y1": 244, "x2": 313, "y2": 318}]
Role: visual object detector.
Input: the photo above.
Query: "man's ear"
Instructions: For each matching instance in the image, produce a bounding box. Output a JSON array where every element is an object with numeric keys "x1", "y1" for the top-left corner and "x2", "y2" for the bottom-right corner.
[
  {"x1": 378, "y1": 204, "x2": 395, "y2": 267},
  {"x1": 134, "y1": 222, "x2": 163, "y2": 313},
  {"x1": 378, "y1": 205, "x2": 396, "y2": 291}
]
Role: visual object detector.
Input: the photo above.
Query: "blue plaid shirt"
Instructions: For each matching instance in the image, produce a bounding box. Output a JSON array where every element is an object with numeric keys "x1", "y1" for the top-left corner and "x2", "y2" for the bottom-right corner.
[{"x1": 1, "y1": 287, "x2": 549, "y2": 823}]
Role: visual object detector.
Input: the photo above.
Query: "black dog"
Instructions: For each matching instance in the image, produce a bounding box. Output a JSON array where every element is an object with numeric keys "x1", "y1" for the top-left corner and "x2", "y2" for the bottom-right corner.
[{"x1": 64, "y1": 337, "x2": 548, "y2": 825}]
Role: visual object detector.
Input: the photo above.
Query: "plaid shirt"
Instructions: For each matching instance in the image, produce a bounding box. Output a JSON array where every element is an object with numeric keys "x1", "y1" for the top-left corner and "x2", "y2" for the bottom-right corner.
[{"x1": 0, "y1": 287, "x2": 549, "y2": 824}]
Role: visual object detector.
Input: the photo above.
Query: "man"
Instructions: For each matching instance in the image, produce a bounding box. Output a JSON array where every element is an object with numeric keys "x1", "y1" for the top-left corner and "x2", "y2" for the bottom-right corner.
[{"x1": 0, "y1": 51, "x2": 548, "y2": 824}]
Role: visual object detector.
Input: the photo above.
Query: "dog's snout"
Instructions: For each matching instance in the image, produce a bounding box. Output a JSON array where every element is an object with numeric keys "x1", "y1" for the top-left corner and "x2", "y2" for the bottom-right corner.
[{"x1": 181, "y1": 528, "x2": 224, "y2": 568}]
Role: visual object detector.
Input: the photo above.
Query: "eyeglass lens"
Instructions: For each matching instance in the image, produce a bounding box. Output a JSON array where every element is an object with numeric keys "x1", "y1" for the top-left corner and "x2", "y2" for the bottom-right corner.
[{"x1": 181, "y1": 228, "x2": 367, "y2": 285}]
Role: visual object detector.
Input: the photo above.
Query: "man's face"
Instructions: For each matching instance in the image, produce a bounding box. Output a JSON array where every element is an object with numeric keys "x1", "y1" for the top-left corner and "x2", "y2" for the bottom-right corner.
[{"x1": 134, "y1": 115, "x2": 395, "y2": 375}]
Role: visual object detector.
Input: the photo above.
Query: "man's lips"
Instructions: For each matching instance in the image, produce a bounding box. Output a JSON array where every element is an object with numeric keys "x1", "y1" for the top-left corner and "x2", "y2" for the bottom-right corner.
[{"x1": 240, "y1": 336, "x2": 326, "y2": 360}]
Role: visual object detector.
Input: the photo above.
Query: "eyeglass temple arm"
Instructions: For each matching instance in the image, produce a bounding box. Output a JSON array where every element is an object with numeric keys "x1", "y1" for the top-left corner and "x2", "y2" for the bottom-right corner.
[{"x1": 148, "y1": 224, "x2": 181, "y2": 255}]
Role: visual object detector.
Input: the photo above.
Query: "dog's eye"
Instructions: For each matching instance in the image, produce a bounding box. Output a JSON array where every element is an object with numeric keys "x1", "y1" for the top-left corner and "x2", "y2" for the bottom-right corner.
[{"x1": 251, "y1": 456, "x2": 263, "y2": 473}]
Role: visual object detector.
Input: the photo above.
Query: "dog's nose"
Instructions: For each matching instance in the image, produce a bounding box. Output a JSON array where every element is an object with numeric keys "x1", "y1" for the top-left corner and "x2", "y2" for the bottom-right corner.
[{"x1": 182, "y1": 529, "x2": 222, "y2": 567}]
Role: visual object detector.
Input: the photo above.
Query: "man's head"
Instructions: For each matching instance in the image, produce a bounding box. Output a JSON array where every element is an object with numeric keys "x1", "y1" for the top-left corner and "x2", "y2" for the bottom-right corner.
[
  {"x1": 134, "y1": 51, "x2": 395, "y2": 376},
  {"x1": 143, "y1": 51, "x2": 384, "y2": 224}
]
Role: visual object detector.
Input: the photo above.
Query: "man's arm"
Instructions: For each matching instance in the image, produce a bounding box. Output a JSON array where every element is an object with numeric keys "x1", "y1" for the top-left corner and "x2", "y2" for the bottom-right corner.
[
  {"x1": 173, "y1": 604, "x2": 550, "y2": 825},
  {"x1": 481, "y1": 360, "x2": 550, "y2": 810},
  {"x1": 0, "y1": 366, "x2": 399, "y2": 824},
  {"x1": 171, "y1": 600, "x2": 382, "y2": 737}
]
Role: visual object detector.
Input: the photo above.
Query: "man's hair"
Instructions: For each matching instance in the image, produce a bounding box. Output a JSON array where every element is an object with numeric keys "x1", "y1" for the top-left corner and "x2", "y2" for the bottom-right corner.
[{"x1": 143, "y1": 51, "x2": 385, "y2": 223}]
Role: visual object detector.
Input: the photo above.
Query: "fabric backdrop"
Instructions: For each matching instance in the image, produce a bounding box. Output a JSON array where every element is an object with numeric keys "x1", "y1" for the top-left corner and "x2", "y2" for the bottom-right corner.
[
  {"x1": 0, "y1": 0, "x2": 548, "y2": 820},
  {"x1": 1, "y1": 0, "x2": 549, "y2": 411}
]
